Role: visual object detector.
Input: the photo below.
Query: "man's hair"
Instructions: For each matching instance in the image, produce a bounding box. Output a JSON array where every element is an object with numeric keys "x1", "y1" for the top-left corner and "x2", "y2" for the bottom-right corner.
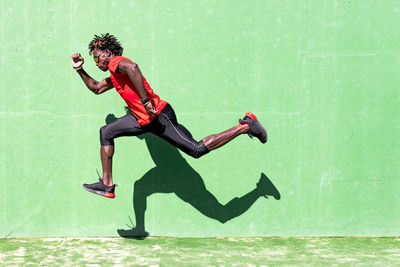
[{"x1": 88, "y1": 33, "x2": 124, "y2": 56}]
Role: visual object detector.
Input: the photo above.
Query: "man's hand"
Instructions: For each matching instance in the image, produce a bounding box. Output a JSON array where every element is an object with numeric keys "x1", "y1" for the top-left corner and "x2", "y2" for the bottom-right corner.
[
  {"x1": 144, "y1": 102, "x2": 158, "y2": 117},
  {"x1": 71, "y1": 53, "x2": 84, "y2": 69}
]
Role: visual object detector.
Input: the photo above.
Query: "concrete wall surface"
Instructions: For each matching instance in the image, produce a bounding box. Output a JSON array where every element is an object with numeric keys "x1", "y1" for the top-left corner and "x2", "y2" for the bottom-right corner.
[{"x1": 0, "y1": 0, "x2": 399, "y2": 237}]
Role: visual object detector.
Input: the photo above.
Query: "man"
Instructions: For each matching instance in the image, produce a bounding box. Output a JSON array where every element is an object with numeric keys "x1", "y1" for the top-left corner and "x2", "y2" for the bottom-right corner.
[{"x1": 71, "y1": 33, "x2": 268, "y2": 199}]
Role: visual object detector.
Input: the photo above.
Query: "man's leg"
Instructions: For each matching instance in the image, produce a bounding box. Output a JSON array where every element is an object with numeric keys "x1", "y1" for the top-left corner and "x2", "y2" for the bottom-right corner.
[
  {"x1": 99, "y1": 113, "x2": 145, "y2": 184},
  {"x1": 154, "y1": 104, "x2": 267, "y2": 159},
  {"x1": 202, "y1": 123, "x2": 249, "y2": 151},
  {"x1": 83, "y1": 113, "x2": 145, "y2": 198},
  {"x1": 101, "y1": 145, "x2": 114, "y2": 186},
  {"x1": 202, "y1": 111, "x2": 268, "y2": 150}
]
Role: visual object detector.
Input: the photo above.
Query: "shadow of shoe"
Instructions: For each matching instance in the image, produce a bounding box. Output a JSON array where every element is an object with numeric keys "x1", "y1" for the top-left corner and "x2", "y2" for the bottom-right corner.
[
  {"x1": 117, "y1": 228, "x2": 149, "y2": 240},
  {"x1": 256, "y1": 173, "x2": 281, "y2": 200}
]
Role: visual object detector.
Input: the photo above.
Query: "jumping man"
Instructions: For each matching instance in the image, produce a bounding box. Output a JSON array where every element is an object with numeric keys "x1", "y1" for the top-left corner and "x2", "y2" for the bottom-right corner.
[{"x1": 71, "y1": 33, "x2": 267, "y2": 198}]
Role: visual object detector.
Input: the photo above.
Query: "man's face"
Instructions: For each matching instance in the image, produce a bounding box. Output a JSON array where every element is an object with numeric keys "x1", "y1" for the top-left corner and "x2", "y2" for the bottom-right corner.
[{"x1": 93, "y1": 48, "x2": 111, "y2": 72}]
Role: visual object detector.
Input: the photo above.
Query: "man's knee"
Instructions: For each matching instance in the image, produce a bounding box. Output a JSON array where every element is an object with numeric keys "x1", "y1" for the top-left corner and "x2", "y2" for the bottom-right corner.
[
  {"x1": 100, "y1": 125, "x2": 114, "y2": 146},
  {"x1": 188, "y1": 143, "x2": 210, "y2": 159},
  {"x1": 189, "y1": 151, "x2": 202, "y2": 159}
]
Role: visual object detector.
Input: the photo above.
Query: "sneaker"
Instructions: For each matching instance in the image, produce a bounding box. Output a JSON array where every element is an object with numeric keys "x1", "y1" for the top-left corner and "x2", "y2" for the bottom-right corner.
[
  {"x1": 256, "y1": 173, "x2": 280, "y2": 200},
  {"x1": 239, "y1": 112, "x2": 268, "y2": 143},
  {"x1": 82, "y1": 179, "x2": 116, "y2": 198}
]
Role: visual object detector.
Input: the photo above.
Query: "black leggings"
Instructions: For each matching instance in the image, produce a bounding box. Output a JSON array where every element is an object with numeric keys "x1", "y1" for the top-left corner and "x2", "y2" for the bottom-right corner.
[{"x1": 99, "y1": 104, "x2": 210, "y2": 159}]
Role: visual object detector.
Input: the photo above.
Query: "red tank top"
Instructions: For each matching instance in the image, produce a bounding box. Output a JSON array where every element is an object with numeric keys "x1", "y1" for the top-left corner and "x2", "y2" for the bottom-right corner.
[{"x1": 108, "y1": 56, "x2": 167, "y2": 125}]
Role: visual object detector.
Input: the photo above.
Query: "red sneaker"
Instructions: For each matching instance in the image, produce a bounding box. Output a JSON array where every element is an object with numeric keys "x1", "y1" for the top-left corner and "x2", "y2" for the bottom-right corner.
[
  {"x1": 82, "y1": 179, "x2": 116, "y2": 198},
  {"x1": 239, "y1": 112, "x2": 268, "y2": 143}
]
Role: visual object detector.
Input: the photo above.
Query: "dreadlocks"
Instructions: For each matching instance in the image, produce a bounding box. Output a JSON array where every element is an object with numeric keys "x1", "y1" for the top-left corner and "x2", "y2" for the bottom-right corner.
[{"x1": 88, "y1": 33, "x2": 124, "y2": 56}]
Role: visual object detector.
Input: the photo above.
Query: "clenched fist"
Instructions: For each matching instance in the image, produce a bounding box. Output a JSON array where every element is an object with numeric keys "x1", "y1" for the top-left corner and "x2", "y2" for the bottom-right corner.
[{"x1": 71, "y1": 53, "x2": 84, "y2": 69}]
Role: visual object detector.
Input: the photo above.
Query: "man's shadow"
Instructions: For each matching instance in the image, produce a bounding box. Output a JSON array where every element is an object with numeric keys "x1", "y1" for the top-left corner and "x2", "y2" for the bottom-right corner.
[{"x1": 105, "y1": 110, "x2": 280, "y2": 239}]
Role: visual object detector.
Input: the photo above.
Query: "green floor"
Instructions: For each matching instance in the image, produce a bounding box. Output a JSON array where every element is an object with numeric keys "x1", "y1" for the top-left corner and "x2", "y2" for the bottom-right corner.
[{"x1": 0, "y1": 237, "x2": 399, "y2": 266}]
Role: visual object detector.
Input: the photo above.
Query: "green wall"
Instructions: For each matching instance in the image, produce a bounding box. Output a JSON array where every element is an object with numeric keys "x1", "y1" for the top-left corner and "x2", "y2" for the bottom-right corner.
[{"x1": 1, "y1": 0, "x2": 399, "y2": 237}]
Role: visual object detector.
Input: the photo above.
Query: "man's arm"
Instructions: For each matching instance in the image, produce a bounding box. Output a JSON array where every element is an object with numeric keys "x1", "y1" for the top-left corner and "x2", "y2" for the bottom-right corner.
[
  {"x1": 76, "y1": 69, "x2": 114, "y2": 95},
  {"x1": 71, "y1": 53, "x2": 114, "y2": 95},
  {"x1": 118, "y1": 60, "x2": 147, "y2": 99},
  {"x1": 118, "y1": 59, "x2": 158, "y2": 116}
]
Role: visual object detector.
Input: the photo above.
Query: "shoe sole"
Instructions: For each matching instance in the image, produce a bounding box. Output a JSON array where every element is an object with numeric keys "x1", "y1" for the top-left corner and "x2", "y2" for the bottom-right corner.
[{"x1": 82, "y1": 185, "x2": 115, "y2": 198}]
